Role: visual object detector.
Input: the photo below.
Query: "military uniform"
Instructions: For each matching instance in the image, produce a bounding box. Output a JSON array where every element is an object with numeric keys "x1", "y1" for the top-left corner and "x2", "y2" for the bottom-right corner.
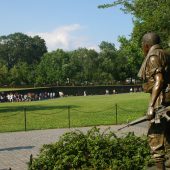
[{"x1": 138, "y1": 44, "x2": 170, "y2": 168}]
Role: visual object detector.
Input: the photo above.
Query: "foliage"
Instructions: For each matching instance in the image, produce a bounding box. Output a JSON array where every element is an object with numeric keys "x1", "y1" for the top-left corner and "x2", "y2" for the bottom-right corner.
[
  {"x1": 36, "y1": 47, "x2": 102, "y2": 86},
  {"x1": 35, "y1": 49, "x2": 69, "y2": 85},
  {"x1": 0, "y1": 32, "x2": 47, "y2": 69},
  {"x1": 0, "y1": 33, "x2": 143, "y2": 86},
  {"x1": 0, "y1": 32, "x2": 47, "y2": 86},
  {"x1": 35, "y1": 41, "x2": 140, "y2": 86},
  {"x1": 98, "y1": 0, "x2": 170, "y2": 85},
  {"x1": 9, "y1": 62, "x2": 33, "y2": 85},
  {"x1": 117, "y1": 36, "x2": 143, "y2": 82},
  {"x1": 29, "y1": 127, "x2": 151, "y2": 170},
  {"x1": 98, "y1": 0, "x2": 170, "y2": 47},
  {"x1": 0, "y1": 32, "x2": 143, "y2": 86},
  {"x1": 1, "y1": 1, "x2": 170, "y2": 86},
  {"x1": 0, "y1": 63, "x2": 9, "y2": 85},
  {"x1": 61, "y1": 48, "x2": 99, "y2": 85},
  {"x1": 98, "y1": 41, "x2": 118, "y2": 83}
]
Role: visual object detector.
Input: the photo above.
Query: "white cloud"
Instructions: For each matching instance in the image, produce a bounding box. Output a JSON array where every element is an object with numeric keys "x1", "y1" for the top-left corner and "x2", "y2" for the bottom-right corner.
[{"x1": 27, "y1": 24, "x2": 98, "y2": 51}]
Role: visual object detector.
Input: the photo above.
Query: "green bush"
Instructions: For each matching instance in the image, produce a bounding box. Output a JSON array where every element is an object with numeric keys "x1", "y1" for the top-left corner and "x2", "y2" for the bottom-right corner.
[{"x1": 28, "y1": 127, "x2": 151, "y2": 170}]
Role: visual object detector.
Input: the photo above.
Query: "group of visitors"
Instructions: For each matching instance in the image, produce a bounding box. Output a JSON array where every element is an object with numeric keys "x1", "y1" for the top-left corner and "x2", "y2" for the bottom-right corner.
[{"x1": 0, "y1": 92, "x2": 57, "y2": 103}]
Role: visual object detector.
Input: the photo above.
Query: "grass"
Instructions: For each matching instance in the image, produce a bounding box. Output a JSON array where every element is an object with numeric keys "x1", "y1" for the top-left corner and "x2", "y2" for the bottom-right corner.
[
  {"x1": 0, "y1": 88, "x2": 23, "y2": 92},
  {"x1": 0, "y1": 86, "x2": 48, "y2": 92},
  {"x1": 0, "y1": 92, "x2": 149, "y2": 132}
]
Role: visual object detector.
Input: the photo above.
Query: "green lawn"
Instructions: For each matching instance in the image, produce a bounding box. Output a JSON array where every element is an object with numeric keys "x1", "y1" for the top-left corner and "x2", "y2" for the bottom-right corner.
[
  {"x1": 0, "y1": 86, "x2": 47, "y2": 92},
  {"x1": 0, "y1": 93, "x2": 149, "y2": 132},
  {"x1": 0, "y1": 88, "x2": 22, "y2": 92}
]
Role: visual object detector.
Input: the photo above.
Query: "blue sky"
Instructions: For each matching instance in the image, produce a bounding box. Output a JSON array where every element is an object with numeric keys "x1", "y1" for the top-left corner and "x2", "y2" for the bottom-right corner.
[{"x1": 0, "y1": 0, "x2": 133, "y2": 51}]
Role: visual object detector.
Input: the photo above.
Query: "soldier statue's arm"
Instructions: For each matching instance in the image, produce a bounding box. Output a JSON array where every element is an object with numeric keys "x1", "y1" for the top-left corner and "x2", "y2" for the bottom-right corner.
[
  {"x1": 148, "y1": 72, "x2": 164, "y2": 119},
  {"x1": 147, "y1": 55, "x2": 165, "y2": 120}
]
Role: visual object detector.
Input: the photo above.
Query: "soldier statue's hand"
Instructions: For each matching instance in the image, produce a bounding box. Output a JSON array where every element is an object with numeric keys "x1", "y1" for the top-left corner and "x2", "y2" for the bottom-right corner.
[{"x1": 147, "y1": 106, "x2": 155, "y2": 120}]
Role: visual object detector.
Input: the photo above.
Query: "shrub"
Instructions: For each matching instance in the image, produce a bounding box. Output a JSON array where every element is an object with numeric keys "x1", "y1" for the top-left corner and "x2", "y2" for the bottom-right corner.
[{"x1": 28, "y1": 127, "x2": 151, "y2": 170}]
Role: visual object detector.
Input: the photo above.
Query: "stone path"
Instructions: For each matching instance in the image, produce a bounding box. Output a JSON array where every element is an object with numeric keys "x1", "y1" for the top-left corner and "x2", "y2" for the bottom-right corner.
[{"x1": 0, "y1": 123, "x2": 148, "y2": 170}]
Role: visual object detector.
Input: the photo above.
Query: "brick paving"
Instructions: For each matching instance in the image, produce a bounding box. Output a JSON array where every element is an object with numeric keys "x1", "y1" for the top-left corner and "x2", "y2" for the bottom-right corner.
[{"x1": 0, "y1": 123, "x2": 148, "y2": 170}]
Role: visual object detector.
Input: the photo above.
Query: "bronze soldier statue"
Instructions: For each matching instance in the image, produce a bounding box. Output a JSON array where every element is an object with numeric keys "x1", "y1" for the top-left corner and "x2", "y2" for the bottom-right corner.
[{"x1": 138, "y1": 32, "x2": 170, "y2": 170}]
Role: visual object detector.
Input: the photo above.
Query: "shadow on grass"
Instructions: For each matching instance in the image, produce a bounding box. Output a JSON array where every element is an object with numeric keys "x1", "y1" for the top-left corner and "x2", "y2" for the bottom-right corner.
[{"x1": 0, "y1": 105, "x2": 79, "y2": 114}]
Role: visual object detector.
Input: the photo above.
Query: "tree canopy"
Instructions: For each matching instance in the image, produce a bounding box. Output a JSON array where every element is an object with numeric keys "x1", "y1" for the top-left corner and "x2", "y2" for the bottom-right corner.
[
  {"x1": 0, "y1": 32, "x2": 47, "y2": 70},
  {"x1": 2, "y1": 0, "x2": 170, "y2": 87},
  {"x1": 98, "y1": 0, "x2": 170, "y2": 47}
]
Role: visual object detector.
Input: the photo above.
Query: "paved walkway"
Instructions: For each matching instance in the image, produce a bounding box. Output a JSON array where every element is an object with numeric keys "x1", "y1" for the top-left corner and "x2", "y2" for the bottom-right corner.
[{"x1": 0, "y1": 123, "x2": 148, "y2": 170}]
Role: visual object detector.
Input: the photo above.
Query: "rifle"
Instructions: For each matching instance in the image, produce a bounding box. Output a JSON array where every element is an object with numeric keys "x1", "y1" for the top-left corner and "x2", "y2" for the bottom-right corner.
[{"x1": 118, "y1": 106, "x2": 170, "y2": 131}]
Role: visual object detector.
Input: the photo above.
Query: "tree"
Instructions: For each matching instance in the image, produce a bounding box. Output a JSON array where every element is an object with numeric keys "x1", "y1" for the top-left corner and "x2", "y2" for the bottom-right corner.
[
  {"x1": 9, "y1": 62, "x2": 32, "y2": 86},
  {"x1": 0, "y1": 33, "x2": 47, "y2": 70},
  {"x1": 0, "y1": 64, "x2": 9, "y2": 85},
  {"x1": 31, "y1": 35, "x2": 48, "y2": 62},
  {"x1": 98, "y1": 0, "x2": 170, "y2": 47},
  {"x1": 117, "y1": 36, "x2": 143, "y2": 83},
  {"x1": 35, "y1": 49, "x2": 69, "y2": 85},
  {"x1": 98, "y1": 0, "x2": 170, "y2": 83},
  {"x1": 35, "y1": 47, "x2": 100, "y2": 86},
  {"x1": 98, "y1": 41, "x2": 118, "y2": 83},
  {"x1": 69, "y1": 48, "x2": 99, "y2": 85}
]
